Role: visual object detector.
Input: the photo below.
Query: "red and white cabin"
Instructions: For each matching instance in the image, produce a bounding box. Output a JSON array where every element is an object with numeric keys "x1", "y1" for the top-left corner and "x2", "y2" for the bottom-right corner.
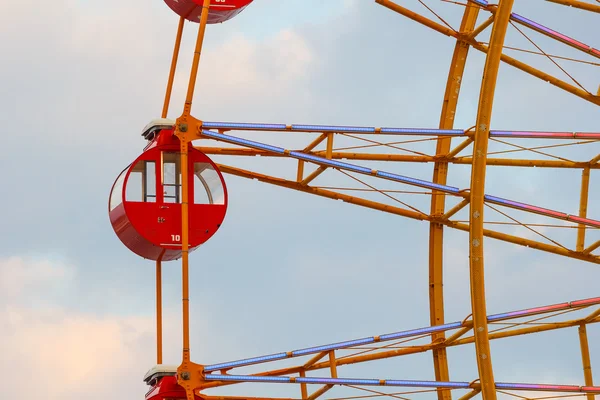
[
  {"x1": 108, "y1": 119, "x2": 228, "y2": 261},
  {"x1": 163, "y1": 0, "x2": 254, "y2": 24}
]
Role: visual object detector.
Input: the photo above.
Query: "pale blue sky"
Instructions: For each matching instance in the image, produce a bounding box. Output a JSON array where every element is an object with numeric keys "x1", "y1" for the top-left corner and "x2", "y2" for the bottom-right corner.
[{"x1": 0, "y1": 1, "x2": 599, "y2": 399}]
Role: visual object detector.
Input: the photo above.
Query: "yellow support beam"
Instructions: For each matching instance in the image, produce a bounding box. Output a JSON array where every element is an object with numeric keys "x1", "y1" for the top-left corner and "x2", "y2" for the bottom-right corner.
[
  {"x1": 577, "y1": 168, "x2": 591, "y2": 251},
  {"x1": 469, "y1": 1, "x2": 514, "y2": 398},
  {"x1": 430, "y1": 7, "x2": 480, "y2": 400},
  {"x1": 162, "y1": 16, "x2": 185, "y2": 118},
  {"x1": 156, "y1": 255, "x2": 164, "y2": 364},
  {"x1": 174, "y1": 2, "x2": 211, "y2": 400},
  {"x1": 578, "y1": 324, "x2": 595, "y2": 400},
  {"x1": 546, "y1": 0, "x2": 600, "y2": 13}
]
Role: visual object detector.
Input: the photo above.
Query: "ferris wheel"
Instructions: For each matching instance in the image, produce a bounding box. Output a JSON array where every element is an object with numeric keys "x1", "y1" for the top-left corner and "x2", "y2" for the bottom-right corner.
[{"x1": 108, "y1": 1, "x2": 600, "y2": 399}]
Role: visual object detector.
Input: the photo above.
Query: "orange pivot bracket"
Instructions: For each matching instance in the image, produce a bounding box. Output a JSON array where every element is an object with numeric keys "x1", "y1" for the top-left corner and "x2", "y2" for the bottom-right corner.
[{"x1": 178, "y1": 361, "x2": 206, "y2": 400}]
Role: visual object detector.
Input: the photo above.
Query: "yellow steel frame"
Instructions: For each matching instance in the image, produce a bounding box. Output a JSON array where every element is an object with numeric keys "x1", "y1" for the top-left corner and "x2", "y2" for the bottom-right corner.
[{"x1": 149, "y1": 1, "x2": 600, "y2": 399}]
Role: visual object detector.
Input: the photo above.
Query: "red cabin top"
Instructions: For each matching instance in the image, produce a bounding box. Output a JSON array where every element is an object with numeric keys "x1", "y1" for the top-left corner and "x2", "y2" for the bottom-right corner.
[
  {"x1": 144, "y1": 365, "x2": 200, "y2": 400},
  {"x1": 109, "y1": 119, "x2": 228, "y2": 261},
  {"x1": 163, "y1": 0, "x2": 254, "y2": 24}
]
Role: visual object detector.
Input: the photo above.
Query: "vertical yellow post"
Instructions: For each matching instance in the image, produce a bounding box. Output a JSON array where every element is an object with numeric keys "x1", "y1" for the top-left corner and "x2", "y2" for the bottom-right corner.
[
  {"x1": 469, "y1": 1, "x2": 514, "y2": 399},
  {"x1": 429, "y1": 6, "x2": 479, "y2": 400},
  {"x1": 162, "y1": 16, "x2": 185, "y2": 119},
  {"x1": 178, "y1": 0, "x2": 211, "y2": 369},
  {"x1": 578, "y1": 324, "x2": 595, "y2": 400},
  {"x1": 157, "y1": 255, "x2": 164, "y2": 365},
  {"x1": 577, "y1": 167, "x2": 590, "y2": 251},
  {"x1": 181, "y1": 137, "x2": 190, "y2": 363}
]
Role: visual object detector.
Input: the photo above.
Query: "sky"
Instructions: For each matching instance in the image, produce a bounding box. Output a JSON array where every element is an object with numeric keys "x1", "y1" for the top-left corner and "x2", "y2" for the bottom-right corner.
[{"x1": 0, "y1": 0, "x2": 599, "y2": 399}]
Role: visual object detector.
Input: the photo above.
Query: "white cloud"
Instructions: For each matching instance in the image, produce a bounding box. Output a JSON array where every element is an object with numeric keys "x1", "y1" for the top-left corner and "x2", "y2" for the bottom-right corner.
[
  {"x1": 0, "y1": 256, "x2": 156, "y2": 399},
  {"x1": 0, "y1": 256, "x2": 73, "y2": 300}
]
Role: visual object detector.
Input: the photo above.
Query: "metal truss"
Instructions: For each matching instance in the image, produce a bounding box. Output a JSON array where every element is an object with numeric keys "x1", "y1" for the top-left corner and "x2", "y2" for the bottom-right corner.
[{"x1": 145, "y1": 1, "x2": 600, "y2": 400}]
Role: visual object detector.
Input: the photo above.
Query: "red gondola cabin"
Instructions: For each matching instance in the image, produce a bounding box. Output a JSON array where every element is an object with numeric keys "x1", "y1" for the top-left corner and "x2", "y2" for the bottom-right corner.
[
  {"x1": 163, "y1": 0, "x2": 254, "y2": 24},
  {"x1": 109, "y1": 119, "x2": 228, "y2": 261}
]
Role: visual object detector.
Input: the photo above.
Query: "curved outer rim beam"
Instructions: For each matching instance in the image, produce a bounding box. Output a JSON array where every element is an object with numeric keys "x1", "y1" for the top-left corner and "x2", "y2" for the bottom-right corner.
[
  {"x1": 429, "y1": 6, "x2": 480, "y2": 400},
  {"x1": 469, "y1": 1, "x2": 514, "y2": 398}
]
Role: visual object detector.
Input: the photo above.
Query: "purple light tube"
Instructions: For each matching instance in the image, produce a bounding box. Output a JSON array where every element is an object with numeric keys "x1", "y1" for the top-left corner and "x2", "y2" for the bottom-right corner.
[
  {"x1": 204, "y1": 374, "x2": 470, "y2": 389},
  {"x1": 495, "y1": 382, "x2": 600, "y2": 393},
  {"x1": 379, "y1": 321, "x2": 463, "y2": 341},
  {"x1": 204, "y1": 374, "x2": 291, "y2": 383},
  {"x1": 200, "y1": 129, "x2": 600, "y2": 230},
  {"x1": 203, "y1": 296, "x2": 600, "y2": 373},
  {"x1": 291, "y1": 337, "x2": 376, "y2": 357},
  {"x1": 201, "y1": 130, "x2": 286, "y2": 155},
  {"x1": 200, "y1": 129, "x2": 461, "y2": 195},
  {"x1": 484, "y1": 195, "x2": 600, "y2": 228},
  {"x1": 570, "y1": 297, "x2": 600, "y2": 307},
  {"x1": 490, "y1": 131, "x2": 600, "y2": 140},
  {"x1": 202, "y1": 122, "x2": 288, "y2": 131},
  {"x1": 466, "y1": 1, "x2": 599, "y2": 58},
  {"x1": 203, "y1": 375, "x2": 600, "y2": 394},
  {"x1": 510, "y1": 13, "x2": 599, "y2": 57},
  {"x1": 468, "y1": 0, "x2": 489, "y2": 6},
  {"x1": 200, "y1": 121, "x2": 600, "y2": 140},
  {"x1": 487, "y1": 296, "x2": 600, "y2": 322}
]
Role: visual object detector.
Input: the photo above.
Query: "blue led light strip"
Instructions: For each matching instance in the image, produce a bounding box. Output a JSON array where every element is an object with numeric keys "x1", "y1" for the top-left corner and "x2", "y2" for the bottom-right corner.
[
  {"x1": 201, "y1": 130, "x2": 461, "y2": 194},
  {"x1": 202, "y1": 296, "x2": 600, "y2": 372},
  {"x1": 202, "y1": 122, "x2": 288, "y2": 131},
  {"x1": 203, "y1": 375, "x2": 600, "y2": 394},
  {"x1": 200, "y1": 121, "x2": 600, "y2": 139},
  {"x1": 203, "y1": 374, "x2": 470, "y2": 388},
  {"x1": 201, "y1": 130, "x2": 286, "y2": 155}
]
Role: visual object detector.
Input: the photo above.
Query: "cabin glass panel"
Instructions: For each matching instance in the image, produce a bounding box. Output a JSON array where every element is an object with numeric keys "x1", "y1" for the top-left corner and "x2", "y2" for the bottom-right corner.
[
  {"x1": 162, "y1": 152, "x2": 181, "y2": 204},
  {"x1": 194, "y1": 162, "x2": 225, "y2": 205},
  {"x1": 109, "y1": 169, "x2": 127, "y2": 211},
  {"x1": 126, "y1": 160, "x2": 156, "y2": 202}
]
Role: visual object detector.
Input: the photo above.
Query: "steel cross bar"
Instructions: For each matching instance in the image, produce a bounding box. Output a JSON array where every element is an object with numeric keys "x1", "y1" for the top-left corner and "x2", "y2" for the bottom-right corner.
[
  {"x1": 202, "y1": 374, "x2": 600, "y2": 395},
  {"x1": 199, "y1": 129, "x2": 600, "y2": 229},
  {"x1": 202, "y1": 296, "x2": 600, "y2": 373},
  {"x1": 200, "y1": 121, "x2": 600, "y2": 139}
]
